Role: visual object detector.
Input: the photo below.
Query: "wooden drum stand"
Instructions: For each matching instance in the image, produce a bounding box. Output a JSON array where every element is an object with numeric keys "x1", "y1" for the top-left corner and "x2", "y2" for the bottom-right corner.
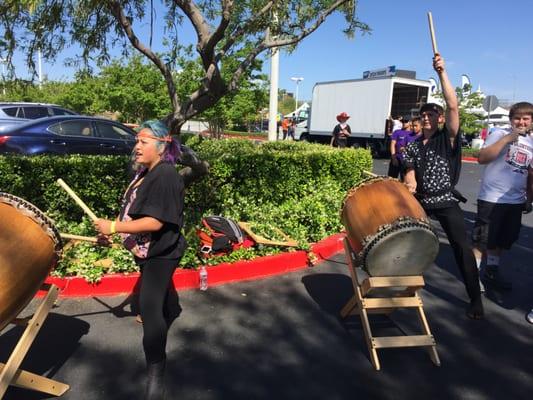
[
  {"x1": 340, "y1": 238, "x2": 440, "y2": 370},
  {"x1": 0, "y1": 284, "x2": 69, "y2": 398}
]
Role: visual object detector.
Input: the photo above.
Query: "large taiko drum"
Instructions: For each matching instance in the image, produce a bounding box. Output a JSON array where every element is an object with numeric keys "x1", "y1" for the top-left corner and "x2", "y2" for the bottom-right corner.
[
  {"x1": 0, "y1": 193, "x2": 62, "y2": 332},
  {"x1": 341, "y1": 177, "x2": 439, "y2": 276}
]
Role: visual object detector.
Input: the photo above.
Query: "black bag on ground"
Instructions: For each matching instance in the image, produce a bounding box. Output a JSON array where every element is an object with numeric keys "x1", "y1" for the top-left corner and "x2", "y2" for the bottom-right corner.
[{"x1": 198, "y1": 216, "x2": 244, "y2": 254}]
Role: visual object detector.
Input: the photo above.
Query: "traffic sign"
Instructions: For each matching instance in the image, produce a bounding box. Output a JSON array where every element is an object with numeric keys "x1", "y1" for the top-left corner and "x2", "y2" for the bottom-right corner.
[{"x1": 483, "y1": 95, "x2": 499, "y2": 112}]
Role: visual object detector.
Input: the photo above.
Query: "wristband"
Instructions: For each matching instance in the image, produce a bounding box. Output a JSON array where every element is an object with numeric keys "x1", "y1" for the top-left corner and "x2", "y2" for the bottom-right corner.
[{"x1": 110, "y1": 221, "x2": 116, "y2": 234}]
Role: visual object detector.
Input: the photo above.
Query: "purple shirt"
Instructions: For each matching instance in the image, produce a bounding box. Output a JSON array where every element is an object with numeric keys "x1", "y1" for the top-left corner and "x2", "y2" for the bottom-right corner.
[{"x1": 391, "y1": 129, "x2": 418, "y2": 160}]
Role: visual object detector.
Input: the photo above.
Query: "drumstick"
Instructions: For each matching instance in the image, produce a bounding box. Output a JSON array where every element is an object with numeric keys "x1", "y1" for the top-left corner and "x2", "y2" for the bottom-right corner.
[
  {"x1": 60, "y1": 233, "x2": 99, "y2": 243},
  {"x1": 427, "y1": 12, "x2": 438, "y2": 55},
  {"x1": 363, "y1": 170, "x2": 378, "y2": 177},
  {"x1": 60, "y1": 233, "x2": 120, "y2": 248},
  {"x1": 57, "y1": 178, "x2": 98, "y2": 221}
]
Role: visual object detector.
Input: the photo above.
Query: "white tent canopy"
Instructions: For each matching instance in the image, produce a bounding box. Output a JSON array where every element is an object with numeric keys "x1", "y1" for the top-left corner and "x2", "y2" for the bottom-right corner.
[{"x1": 470, "y1": 105, "x2": 509, "y2": 126}]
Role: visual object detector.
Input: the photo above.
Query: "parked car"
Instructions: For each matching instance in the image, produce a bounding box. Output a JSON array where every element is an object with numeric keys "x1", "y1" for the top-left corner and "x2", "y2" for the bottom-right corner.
[
  {"x1": 0, "y1": 102, "x2": 77, "y2": 120},
  {"x1": 0, "y1": 117, "x2": 29, "y2": 129},
  {"x1": 0, "y1": 115, "x2": 137, "y2": 155}
]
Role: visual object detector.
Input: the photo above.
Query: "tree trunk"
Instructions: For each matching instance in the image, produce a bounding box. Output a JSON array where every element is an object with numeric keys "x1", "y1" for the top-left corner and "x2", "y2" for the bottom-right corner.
[{"x1": 170, "y1": 119, "x2": 210, "y2": 188}]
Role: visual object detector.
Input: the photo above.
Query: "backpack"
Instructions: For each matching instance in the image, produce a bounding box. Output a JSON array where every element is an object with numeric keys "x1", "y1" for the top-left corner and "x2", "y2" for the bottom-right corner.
[{"x1": 197, "y1": 216, "x2": 250, "y2": 255}]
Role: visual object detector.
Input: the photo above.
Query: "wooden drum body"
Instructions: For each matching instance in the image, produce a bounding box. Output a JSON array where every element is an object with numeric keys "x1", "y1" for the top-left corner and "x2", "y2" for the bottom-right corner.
[
  {"x1": 341, "y1": 177, "x2": 438, "y2": 276},
  {"x1": 0, "y1": 193, "x2": 62, "y2": 332}
]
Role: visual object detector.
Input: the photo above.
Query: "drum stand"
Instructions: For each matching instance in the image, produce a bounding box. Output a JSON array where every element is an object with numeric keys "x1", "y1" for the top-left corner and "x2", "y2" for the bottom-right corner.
[
  {"x1": 0, "y1": 284, "x2": 69, "y2": 398},
  {"x1": 340, "y1": 238, "x2": 440, "y2": 370}
]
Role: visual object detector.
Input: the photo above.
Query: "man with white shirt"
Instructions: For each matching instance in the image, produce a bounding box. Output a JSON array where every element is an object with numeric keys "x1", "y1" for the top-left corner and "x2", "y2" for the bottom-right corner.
[{"x1": 472, "y1": 102, "x2": 533, "y2": 291}]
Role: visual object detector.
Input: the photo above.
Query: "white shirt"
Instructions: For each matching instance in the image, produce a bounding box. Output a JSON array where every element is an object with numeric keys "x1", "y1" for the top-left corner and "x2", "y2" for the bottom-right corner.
[
  {"x1": 392, "y1": 120, "x2": 402, "y2": 132},
  {"x1": 478, "y1": 128, "x2": 533, "y2": 204}
]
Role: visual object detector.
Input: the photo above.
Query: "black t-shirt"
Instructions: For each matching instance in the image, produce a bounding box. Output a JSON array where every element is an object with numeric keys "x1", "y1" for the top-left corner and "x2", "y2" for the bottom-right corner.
[
  {"x1": 332, "y1": 124, "x2": 351, "y2": 141},
  {"x1": 120, "y1": 161, "x2": 186, "y2": 260},
  {"x1": 404, "y1": 125, "x2": 462, "y2": 209}
]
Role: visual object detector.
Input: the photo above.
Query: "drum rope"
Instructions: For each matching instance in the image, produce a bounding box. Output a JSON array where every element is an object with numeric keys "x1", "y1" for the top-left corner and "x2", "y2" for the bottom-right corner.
[{"x1": 0, "y1": 192, "x2": 63, "y2": 259}]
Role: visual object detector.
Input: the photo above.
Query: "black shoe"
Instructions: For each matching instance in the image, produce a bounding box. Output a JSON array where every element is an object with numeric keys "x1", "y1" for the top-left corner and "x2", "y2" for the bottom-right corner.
[
  {"x1": 145, "y1": 359, "x2": 166, "y2": 400},
  {"x1": 484, "y1": 265, "x2": 512, "y2": 290},
  {"x1": 466, "y1": 297, "x2": 484, "y2": 320}
]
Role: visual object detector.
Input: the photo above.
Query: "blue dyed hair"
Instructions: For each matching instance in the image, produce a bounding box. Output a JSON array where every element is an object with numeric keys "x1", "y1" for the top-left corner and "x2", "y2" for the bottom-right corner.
[{"x1": 138, "y1": 120, "x2": 181, "y2": 165}]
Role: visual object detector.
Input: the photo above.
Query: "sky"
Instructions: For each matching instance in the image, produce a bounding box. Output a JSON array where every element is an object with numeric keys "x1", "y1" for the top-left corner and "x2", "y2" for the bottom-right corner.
[
  {"x1": 5, "y1": 0, "x2": 533, "y2": 105},
  {"x1": 274, "y1": 0, "x2": 533, "y2": 104}
]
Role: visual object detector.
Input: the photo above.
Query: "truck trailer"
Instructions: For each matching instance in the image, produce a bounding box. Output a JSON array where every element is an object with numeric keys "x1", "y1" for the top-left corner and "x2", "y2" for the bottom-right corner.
[{"x1": 295, "y1": 69, "x2": 432, "y2": 155}]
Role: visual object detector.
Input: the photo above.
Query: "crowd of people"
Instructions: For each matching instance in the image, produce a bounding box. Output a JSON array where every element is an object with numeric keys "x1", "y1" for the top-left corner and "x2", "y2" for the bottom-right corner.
[
  {"x1": 332, "y1": 53, "x2": 533, "y2": 322},
  {"x1": 85, "y1": 51, "x2": 532, "y2": 399}
]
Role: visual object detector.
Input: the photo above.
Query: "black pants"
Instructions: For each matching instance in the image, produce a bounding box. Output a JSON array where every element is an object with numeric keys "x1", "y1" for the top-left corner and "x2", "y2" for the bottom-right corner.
[
  {"x1": 387, "y1": 159, "x2": 402, "y2": 179},
  {"x1": 426, "y1": 204, "x2": 481, "y2": 302},
  {"x1": 139, "y1": 257, "x2": 179, "y2": 364}
]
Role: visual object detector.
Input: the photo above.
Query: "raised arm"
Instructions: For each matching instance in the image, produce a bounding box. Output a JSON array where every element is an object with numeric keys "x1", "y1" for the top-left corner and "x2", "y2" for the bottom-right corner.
[{"x1": 434, "y1": 54, "x2": 459, "y2": 139}]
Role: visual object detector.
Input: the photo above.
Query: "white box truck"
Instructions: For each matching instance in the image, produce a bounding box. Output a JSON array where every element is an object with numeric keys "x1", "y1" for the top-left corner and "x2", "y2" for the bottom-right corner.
[{"x1": 295, "y1": 69, "x2": 432, "y2": 155}]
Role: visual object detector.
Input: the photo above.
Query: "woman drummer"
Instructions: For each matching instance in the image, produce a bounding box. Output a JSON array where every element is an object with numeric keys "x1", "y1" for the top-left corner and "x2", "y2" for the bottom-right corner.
[{"x1": 94, "y1": 120, "x2": 185, "y2": 399}]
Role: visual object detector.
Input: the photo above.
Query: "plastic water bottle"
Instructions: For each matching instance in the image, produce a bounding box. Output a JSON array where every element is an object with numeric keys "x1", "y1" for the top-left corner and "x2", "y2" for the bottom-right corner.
[{"x1": 199, "y1": 266, "x2": 208, "y2": 291}]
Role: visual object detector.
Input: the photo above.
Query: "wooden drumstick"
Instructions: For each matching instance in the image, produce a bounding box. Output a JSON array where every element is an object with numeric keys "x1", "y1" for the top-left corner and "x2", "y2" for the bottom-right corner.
[
  {"x1": 363, "y1": 170, "x2": 378, "y2": 177},
  {"x1": 60, "y1": 233, "x2": 120, "y2": 248},
  {"x1": 427, "y1": 12, "x2": 438, "y2": 55},
  {"x1": 60, "y1": 233, "x2": 98, "y2": 243},
  {"x1": 57, "y1": 178, "x2": 98, "y2": 221}
]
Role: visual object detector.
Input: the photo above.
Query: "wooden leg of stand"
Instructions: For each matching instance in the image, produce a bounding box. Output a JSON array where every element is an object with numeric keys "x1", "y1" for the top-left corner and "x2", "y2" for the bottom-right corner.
[
  {"x1": 0, "y1": 363, "x2": 69, "y2": 397},
  {"x1": 342, "y1": 238, "x2": 381, "y2": 370},
  {"x1": 415, "y1": 294, "x2": 441, "y2": 366},
  {"x1": 358, "y1": 289, "x2": 380, "y2": 371},
  {"x1": 340, "y1": 296, "x2": 358, "y2": 319},
  {"x1": 0, "y1": 284, "x2": 69, "y2": 398}
]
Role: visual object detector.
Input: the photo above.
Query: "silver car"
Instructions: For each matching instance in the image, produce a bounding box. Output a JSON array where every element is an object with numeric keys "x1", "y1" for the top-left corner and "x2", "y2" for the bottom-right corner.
[{"x1": 0, "y1": 102, "x2": 77, "y2": 120}]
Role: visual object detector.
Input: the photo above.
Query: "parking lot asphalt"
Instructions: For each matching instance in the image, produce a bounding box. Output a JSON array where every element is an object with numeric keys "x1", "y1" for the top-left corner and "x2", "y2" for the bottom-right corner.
[{"x1": 2, "y1": 160, "x2": 532, "y2": 400}]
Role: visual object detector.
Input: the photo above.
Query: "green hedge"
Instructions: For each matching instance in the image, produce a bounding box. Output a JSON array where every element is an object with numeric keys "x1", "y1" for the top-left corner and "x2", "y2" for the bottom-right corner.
[
  {"x1": 0, "y1": 138, "x2": 372, "y2": 282},
  {"x1": 462, "y1": 147, "x2": 480, "y2": 158}
]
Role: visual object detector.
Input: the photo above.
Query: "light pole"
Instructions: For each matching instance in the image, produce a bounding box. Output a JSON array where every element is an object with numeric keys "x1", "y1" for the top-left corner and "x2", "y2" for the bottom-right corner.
[{"x1": 290, "y1": 77, "x2": 303, "y2": 115}]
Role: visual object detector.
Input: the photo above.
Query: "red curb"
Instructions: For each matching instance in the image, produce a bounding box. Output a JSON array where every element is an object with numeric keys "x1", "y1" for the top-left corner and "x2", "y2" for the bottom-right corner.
[
  {"x1": 40, "y1": 232, "x2": 346, "y2": 298},
  {"x1": 462, "y1": 156, "x2": 478, "y2": 163}
]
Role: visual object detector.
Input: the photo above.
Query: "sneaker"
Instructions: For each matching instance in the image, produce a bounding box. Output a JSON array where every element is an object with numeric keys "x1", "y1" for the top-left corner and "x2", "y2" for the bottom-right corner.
[
  {"x1": 484, "y1": 265, "x2": 512, "y2": 290},
  {"x1": 527, "y1": 309, "x2": 533, "y2": 324}
]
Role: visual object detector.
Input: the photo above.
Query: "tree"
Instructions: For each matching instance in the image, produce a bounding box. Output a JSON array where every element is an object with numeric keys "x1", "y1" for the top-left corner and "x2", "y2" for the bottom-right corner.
[
  {"x1": 0, "y1": 0, "x2": 369, "y2": 135},
  {"x1": 2, "y1": 1, "x2": 369, "y2": 184},
  {"x1": 97, "y1": 56, "x2": 172, "y2": 122},
  {"x1": 433, "y1": 84, "x2": 484, "y2": 138},
  {"x1": 278, "y1": 90, "x2": 297, "y2": 116},
  {"x1": 455, "y1": 85, "x2": 484, "y2": 138}
]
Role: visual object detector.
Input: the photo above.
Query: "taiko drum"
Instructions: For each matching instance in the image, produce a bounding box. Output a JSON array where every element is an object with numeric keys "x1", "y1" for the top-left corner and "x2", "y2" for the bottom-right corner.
[
  {"x1": 0, "y1": 193, "x2": 62, "y2": 332},
  {"x1": 341, "y1": 177, "x2": 439, "y2": 276}
]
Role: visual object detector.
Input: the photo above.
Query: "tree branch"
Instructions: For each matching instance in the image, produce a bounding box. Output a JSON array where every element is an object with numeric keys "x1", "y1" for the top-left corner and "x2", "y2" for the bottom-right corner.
[
  {"x1": 174, "y1": 0, "x2": 212, "y2": 68},
  {"x1": 204, "y1": 0, "x2": 233, "y2": 60},
  {"x1": 107, "y1": 0, "x2": 180, "y2": 111},
  {"x1": 216, "y1": 1, "x2": 273, "y2": 63},
  {"x1": 264, "y1": 0, "x2": 348, "y2": 49}
]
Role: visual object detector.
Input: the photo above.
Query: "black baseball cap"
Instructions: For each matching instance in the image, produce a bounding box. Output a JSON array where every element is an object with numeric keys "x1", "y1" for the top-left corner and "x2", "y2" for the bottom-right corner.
[{"x1": 419, "y1": 103, "x2": 444, "y2": 115}]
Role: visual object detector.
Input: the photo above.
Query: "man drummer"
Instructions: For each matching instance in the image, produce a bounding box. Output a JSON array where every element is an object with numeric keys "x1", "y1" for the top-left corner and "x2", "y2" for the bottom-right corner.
[{"x1": 403, "y1": 53, "x2": 484, "y2": 320}]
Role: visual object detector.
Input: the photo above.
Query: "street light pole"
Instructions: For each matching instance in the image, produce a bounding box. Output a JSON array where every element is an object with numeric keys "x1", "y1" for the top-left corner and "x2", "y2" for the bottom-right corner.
[{"x1": 290, "y1": 77, "x2": 303, "y2": 115}]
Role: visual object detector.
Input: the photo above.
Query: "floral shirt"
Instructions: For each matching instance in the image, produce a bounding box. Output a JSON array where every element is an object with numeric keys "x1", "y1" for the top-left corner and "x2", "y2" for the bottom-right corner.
[{"x1": 404, "y1": 126, "x2": 462, "y2": 209}]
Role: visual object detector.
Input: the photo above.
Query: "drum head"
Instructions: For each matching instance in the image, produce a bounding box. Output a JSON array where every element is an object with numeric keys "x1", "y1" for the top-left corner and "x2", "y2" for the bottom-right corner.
[{"x1": 364, "y1": 226, "x2": 439, "y2": 277}]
